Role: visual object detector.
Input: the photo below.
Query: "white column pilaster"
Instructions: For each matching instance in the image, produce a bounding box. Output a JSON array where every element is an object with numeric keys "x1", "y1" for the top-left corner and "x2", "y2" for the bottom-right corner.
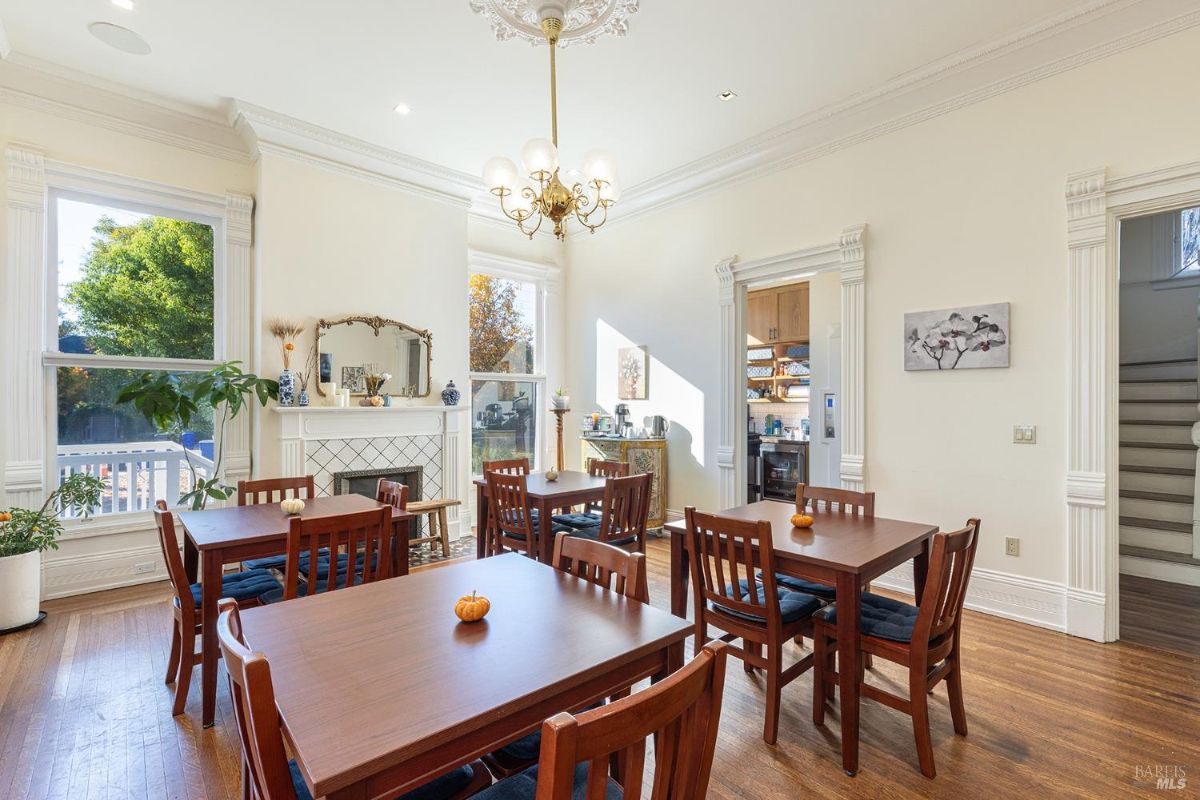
[
  {"x1": 715, "y1": 257, "x2": 738, "y2": 508},
  {"x1": 222, "y1": 193, "x2": 255, "y2": 483},
  {"x1": 838, "y1": 225, "x2": 866, "y2": 491}
]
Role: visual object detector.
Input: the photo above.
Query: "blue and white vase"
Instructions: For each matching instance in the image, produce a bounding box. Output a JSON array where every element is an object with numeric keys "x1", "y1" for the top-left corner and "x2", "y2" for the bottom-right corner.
[
  {"x1": 278, "y1": 369, "x2": 296, "y2": 406},
  {"x1": 441, "y1": 380, "x2": 460, "y2": 407},
  {"x1": 298, "y1": 389, "x2": 310, "y2": 407}
]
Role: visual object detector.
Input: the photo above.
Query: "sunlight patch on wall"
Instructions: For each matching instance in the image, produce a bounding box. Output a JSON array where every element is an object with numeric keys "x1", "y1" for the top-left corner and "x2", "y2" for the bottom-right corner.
[{"x1": 595, "y1": 319, "x2": 705, "y2": 465}]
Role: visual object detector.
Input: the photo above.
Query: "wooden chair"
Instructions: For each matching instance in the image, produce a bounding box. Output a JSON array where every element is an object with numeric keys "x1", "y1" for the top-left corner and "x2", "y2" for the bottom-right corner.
[
  {"x1": 238, "y1": 476, "x2": 317, "y2": 571},
  {"x1": 481, "y1": 458, "x2": 530, "y2": 556},
  {"x1": 567, "y1": 473, "x2": 652, "y2": 554},
  {"x1": 215, "y1": 599, "x2": 491, "y2": 800},
  {"x1": 266, "y1": 507, "x2": 394, "y2": 603},
  {"x1": 775, "y1": 483, "x2": 876, "y2": 600},
  {"x1": 812, "y1": 519, "x2": 981, "y2": 778},
  {"x1": 554, "y1": 459, "x2": 630, "y2": 529},
  {"x1": 152, "y1": 500, "x2": 280, "y2": 716},
  {"x1": 474, "y1": 642, "x2": 729, "y2": 800},
  {"x1": 552, "y1": 532, "x2": 648, "y2": 603},
  {"x1": 484, "y1": 471, "x2": 539, "y2": 559},
  {"x1": 684, "y1": 507, "x2": 824, "y2": 745},
  {"x1": 483, "y1": 533, "x2": 651, "y2": 778}
]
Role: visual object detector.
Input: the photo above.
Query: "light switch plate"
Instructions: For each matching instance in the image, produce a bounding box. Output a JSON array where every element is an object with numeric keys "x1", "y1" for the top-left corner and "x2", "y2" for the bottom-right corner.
[{"x1": 1013, "y1": 425, "x2": 1037, "y2": 444}]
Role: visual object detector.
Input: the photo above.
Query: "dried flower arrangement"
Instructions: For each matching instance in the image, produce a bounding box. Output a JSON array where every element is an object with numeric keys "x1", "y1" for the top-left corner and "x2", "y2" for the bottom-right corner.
[
  {"x1": 268, "y1": 319, "x2": 305, "y2": 370},
  {"x1": 297, "y1": 346, "x2": 317, "y2": 393}
]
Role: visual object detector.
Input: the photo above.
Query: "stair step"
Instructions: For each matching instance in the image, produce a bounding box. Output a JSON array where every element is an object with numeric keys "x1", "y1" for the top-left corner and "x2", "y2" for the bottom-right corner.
[
  {"x1": 1120, "y1": 516, "x2": 1192, "y2": 533},
  {"x1": 1120, "y1": 545, "x2": 1200, "y2": 566},
  {"x1": 1120, "y1": 358, "x2": 1197, "y2": 367},
  {"x1": 1120, "y1": 378, "x2": 1197, "y2": 384},
  {"x1": 1119, "y1": 464, "x2": 1196, "y2": 476},
  {"x1": 1120, "y1": 362, "x2": 1199, "y2": 382},
  {"x1": 1119, "y1": 424, "x2": 1193, "y2": 445},
  {"x1": 1119, "y1": 489, "x2": 1193, "y2": 503},
  {"x1": 1120, "y1": 419, "x2": 1195, "y2": 426},
  {"x1": 1119, "y1": 469, "x2": 1194, "y2": 493},
  {"x1": 1120, "y1": 525, "x2": 1193, "y2": 555},
  {"x1": 1120, "y1": 441, "x2": 1195, "y2": 450}
]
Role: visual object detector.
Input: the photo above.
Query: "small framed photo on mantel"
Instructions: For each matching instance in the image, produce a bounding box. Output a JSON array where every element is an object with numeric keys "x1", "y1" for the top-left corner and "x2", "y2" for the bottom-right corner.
[{"x1": 903, "y1": 302, "x2": 1009, "y2": 371}]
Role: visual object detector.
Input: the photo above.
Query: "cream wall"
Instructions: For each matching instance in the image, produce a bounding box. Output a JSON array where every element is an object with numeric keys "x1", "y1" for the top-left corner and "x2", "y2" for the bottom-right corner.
[{"x1": 563, "y1": 26, "x2": 1200, "y2": 588}]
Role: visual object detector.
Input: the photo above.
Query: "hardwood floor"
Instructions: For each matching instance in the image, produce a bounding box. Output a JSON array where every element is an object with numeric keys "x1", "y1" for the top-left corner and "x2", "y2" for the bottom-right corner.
[
  {"x1": 1, "y1": 538, "x2": 1197, "y2": 799},
  {"x1": 1120, "y1": 574, "x2": 1200, "y2": 658}
]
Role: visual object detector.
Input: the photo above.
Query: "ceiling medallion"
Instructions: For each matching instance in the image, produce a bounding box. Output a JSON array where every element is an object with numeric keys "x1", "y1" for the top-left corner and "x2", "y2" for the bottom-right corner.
[{"x1": 468, "y1": 0, "x2": 639, "y2": 47}]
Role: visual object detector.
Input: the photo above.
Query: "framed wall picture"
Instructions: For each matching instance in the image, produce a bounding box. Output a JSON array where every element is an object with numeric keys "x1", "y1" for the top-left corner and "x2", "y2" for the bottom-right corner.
[
  {"x1": 618, "y1": 346, "x2": 648, "y2": 400},
  {"x1": 904, "y1": 302, "x2": 1009, "y2": 371},
  {"x1": 341, "y1": 365, "x2": 366, "y2": 392}
]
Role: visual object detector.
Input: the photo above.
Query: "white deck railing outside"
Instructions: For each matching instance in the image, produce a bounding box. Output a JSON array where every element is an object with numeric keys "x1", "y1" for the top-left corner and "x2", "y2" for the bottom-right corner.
[{"x1": 56, "y1": 441, "x2": 216, "y2": 516}]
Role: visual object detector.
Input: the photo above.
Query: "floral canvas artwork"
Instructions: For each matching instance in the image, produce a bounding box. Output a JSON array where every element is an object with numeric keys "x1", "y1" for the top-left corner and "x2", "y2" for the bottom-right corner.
[
  {"x1": 904, "y1": 303, "x2": 1010, "y2": 371},
  {"x1": 618, "y1": 346, "x2": 648, "y2": 400}
]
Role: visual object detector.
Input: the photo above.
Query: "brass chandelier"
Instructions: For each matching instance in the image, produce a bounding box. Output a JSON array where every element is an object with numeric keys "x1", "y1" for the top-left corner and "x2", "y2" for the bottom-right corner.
[{"x1": 483, "y1": 9, "x2": 619, "y2": 241}]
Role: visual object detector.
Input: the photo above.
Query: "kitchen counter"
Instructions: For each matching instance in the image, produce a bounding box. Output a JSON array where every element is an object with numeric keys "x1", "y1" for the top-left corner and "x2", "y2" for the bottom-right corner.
[{"x1": 759, "y1": 435, "x2": 809, "y2": 444}]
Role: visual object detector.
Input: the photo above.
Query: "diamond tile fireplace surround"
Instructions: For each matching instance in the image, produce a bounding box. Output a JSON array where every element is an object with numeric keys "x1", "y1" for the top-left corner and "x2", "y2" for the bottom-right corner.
[{"x1": 273, "y1": 405, "x2": 467, "y2": 536}]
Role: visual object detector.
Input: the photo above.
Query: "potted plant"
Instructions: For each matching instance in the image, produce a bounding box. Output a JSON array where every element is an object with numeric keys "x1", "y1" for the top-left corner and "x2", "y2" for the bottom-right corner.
[
  {"x1": 117, "y1": 361, "x2": 278, "y2": 510},
  {"x1": 552, "y1": 387, "x2": 570, "y2": 410},
  {"x1": 0, "y1": 474, "x2": 103, "y2": 631}
]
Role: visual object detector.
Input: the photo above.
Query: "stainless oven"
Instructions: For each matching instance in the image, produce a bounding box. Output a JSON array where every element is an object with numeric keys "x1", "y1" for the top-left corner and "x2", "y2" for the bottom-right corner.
[{"x1": 761, "y1": 441, "x2": 807, "y2": 502}]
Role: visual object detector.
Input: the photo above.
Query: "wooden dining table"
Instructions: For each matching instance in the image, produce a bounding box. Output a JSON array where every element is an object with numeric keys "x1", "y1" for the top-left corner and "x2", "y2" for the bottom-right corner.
[
  {"x1": 665, "y1": 500, "x2": 938, "y2": 776},
  {"x1": 473, "y1": 470, "x2": 608, "y2": 562},
  {"x1": 237, "y1": 553, "x2": 690, "y2": 799},
  {"x1": 178, "y1": 493, "x2": 411, "y2": 727}
]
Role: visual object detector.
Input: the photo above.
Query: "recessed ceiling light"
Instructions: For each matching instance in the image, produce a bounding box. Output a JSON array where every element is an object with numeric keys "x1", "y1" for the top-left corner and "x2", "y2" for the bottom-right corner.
[
  {"x1": 718, "y1": 90, "x2": 738, "y2": 101},
  {"x1": 111, "y1": 0, "x2": 135, "y2": 10},
  {"x1": 393, "y1": 103, "x2": 412, "y2": 115},
  {"x1": 88, "y1": 22, "x2": 151, "y2": 55}
]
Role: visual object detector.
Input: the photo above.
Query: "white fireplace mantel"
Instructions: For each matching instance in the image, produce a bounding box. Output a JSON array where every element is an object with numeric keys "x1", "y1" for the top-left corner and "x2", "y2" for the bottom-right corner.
[{"x1": 273, "y1": 404, "x2": 468, "y2": 534}]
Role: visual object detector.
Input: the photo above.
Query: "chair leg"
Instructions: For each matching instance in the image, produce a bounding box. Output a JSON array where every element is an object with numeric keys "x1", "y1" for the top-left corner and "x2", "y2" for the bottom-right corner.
[
  {"x1": 763, "y1": 644, "x2": 783, "y2": 745},
  {"x1": 165, "y1": 622, "x2": 181, "y2": 685},
  {"x1": 744, "y1": 640, "x2": 761, "y2": 673},
  {"x1": 947, "y1": 657, "x2": 968, "y2": 736},
  {"x1": 910, "y1": 670, "x2": 936, "y2": 778},
  {"x1": 172, "y1": 630, "x2": 195, "y2": 717},
  {"x1": 693, "y1": 621, "x2": 707, "y2": 658},
  {"x1": 241, "y1": 757, "x2": 252, "y2": 800},
  {"x1": 439, "y1": 508, "x2": 451, "y2": 557},
  {"x1": 812, "y1": 628, "x2": 827, "y2": 727}
]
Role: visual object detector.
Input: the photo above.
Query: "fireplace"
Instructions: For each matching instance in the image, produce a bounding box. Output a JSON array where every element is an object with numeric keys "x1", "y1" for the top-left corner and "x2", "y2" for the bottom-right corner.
[{"x1": 332, "y1": 466, "x2": 423, "y2": 503}]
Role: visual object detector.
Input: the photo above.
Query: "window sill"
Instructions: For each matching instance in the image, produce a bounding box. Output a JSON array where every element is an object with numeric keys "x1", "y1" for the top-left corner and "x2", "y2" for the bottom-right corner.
[
  {"x1": 1151, "y1": 272, "x2": 1200, "y2": 290},
  {"x1": 59, "y1": 511, "x2": 158, "y2": 542}
]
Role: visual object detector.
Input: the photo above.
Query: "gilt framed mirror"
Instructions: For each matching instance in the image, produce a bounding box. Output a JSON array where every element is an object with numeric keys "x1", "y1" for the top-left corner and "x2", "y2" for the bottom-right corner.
[{"x1": 313, "y1": 315, "x2": 432, "y2": 398}]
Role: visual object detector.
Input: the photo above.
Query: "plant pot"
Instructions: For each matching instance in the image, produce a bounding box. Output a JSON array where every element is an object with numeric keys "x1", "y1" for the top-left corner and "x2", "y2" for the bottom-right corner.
[
  {"x1": 0, "y1": 550, "x2": 41, "y2": 630},
  {"x1": 552, "y1": 396, "x2": 569, "y2": 410}
]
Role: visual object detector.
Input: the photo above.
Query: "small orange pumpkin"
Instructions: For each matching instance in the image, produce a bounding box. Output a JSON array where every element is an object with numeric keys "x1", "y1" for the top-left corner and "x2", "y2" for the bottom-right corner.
[
  {"x1": 790, "y1": 513, "x2": 814, "y2": 528},
  {"x1": 455, "y1": 591, "x2": 490, "y2": 623}
]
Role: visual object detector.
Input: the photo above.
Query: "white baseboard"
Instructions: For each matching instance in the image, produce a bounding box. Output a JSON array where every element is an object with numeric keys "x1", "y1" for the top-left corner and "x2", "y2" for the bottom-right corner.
[
  {"x1": 1120, "y1": 554, "x2": 1200, "y2": 587},
  {"x1": 41, "y1": 543, "x2": 168, "y2": 600},
  {"x1": 872, "y1": 563, "x2": 1067, "y2": 632}
]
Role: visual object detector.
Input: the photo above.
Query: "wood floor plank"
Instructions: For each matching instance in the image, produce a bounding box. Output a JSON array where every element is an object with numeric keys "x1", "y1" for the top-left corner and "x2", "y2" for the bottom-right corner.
[{"x1": 0, "y1": 539, "x2": 1197, "y2": 799}]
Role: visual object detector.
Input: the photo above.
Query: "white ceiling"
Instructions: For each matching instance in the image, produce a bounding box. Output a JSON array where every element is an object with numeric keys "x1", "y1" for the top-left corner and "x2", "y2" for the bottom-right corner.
[{"x1": 0, "y1": 0, "x2": 1146, "y2": 188}]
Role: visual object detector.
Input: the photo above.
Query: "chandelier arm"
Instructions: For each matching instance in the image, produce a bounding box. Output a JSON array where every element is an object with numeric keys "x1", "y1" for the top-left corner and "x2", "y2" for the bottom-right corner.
[
  {"x1": 498, "y1": 189, "x2": 536, "y2": 225},
  {"x1": 518, "y1": 210, "x2": 545, "y2": 239},
  {"x1": 573, "y1": 196, "x2": 609, "y2": 232}
]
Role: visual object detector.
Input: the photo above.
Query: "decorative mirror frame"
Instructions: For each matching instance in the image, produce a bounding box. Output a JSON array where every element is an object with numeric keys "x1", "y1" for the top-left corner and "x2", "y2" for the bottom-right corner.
[{"x1": 313, "y1": 315, "x2": 433, "y2": 398}]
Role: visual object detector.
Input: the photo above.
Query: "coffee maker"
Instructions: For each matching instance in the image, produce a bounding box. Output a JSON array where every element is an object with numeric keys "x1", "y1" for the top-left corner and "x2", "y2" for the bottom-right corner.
[{"x1": 613, "y1": 403, "x2": 631, "y2": 436}]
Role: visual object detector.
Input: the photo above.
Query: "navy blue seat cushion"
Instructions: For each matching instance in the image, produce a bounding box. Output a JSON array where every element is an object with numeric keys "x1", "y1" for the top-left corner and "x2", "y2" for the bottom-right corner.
[
  {"x1": 551, "y1": 512, "x2": 601, "y2": 529},
  {"x1": 300, "y1": 550, "x2": 379, "y2": 580},
  {"x1": 187, "y1": 569, "x2": 281, "y2": 607},
  {"x1": 258, "y1": 572, "x2": 366, "y2": 605},
  {"x1": 710, "y1": 580, "x2": 824, "y2": 625},
  {"x1": 289, "y1": 759, "x2": 475, "y2": 800},
  {"x1": 491, "y1": 701, "x2": 605, "y2": 763},
  {"x1": 501, "y1": 519, "x2": 574, "y2": 541},
  {"x1": 474, "y1": 763, "x2": 622, "y2": 800},
  {"x1": 241, "y1": 554, "x2": 288, "y2": 571},
  {"x1": 566, "y1": 527, "x2": 637, "y2": 549},
  {"x1": 771, "y1": 573, "x2": 836, "y2": 599},
  {"x1": 816, "y1": 592, "x2": 919, "y2": 643}
]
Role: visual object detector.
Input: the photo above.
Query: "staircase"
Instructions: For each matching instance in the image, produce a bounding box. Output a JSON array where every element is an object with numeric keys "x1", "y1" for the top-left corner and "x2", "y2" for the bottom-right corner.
[{"x1": 1119, "y1": 358, "x2": 1200, "y2": 586}]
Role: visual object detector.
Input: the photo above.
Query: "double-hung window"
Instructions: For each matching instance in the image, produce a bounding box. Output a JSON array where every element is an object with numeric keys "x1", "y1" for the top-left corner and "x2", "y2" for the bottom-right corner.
[
  {"x1": 468, "y1": 271, "x2": 545, "y2": 475},
  {"x1": 45, "y1": 189, "x2": 222, "y2": 517}
]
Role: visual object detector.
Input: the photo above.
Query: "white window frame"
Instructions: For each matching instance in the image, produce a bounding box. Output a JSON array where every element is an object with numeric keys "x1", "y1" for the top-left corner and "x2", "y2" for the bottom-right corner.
[
  {"x1": 1, "y1": 146, "x2": 253, "y2": 535},
  {"x1": 467, "y1": 251, "x2": 558, "y2": 476}
]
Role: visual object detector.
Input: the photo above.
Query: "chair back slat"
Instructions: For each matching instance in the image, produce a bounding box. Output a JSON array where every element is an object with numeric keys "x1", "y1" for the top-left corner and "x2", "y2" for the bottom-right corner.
[
  {"x1": 596, "y1": 473, "x2": 651, "y2": 549},
  {"x1": 482, "y1": 458, "x2": 530, "y2": 476},
  {"x1": 238, "y1": 476, "x2": 315, "y2": 506},
  {"x1": 684, "y1": 508, "x2": 778, "y2": 625},
  {"x1": 587, "y1": 458, "x2": 629, "y2": 478},
  {"x1": 913, "y1": 519, "x2": 981, "y2": 644},
  {"x1": 376, "y1": 478, "x2": 408, "y2": 511},
  {"x1": 795, "y1": 483, "x2": 875, "y2": 516},
  {"x1": 216, "y1": 599, "x2": 298, "y2": 800},
  {"x1": 152, "y1": 500, "x2": 193, "y2": 615},
  {"x1": 534, "y1": 642, "x2": 728, "y2": 800},
  {"x1": 485, "y1": 471, "x2": 536, "y2": 557},
  {"x1": 551, "y1": 533, "x2": 649, "y2": 602},
  {"x1": 281, "y1": 508, "x2": 392, "y2": 600}
]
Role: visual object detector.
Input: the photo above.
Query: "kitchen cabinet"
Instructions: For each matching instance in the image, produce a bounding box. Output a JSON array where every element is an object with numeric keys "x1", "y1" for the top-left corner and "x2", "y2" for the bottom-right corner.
[{"x1": 747, "y1": 283, "x2": 809, "y2": 343}]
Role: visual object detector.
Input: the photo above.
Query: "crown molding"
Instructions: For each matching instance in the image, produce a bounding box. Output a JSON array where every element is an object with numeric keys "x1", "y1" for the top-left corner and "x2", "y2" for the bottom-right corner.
[
  {"x1": 0, "y1": 56, "x2": 250, "y2": 163},
  {"x1": 232, "y1": 101, "x2": 481, "y2": 209},
  {"x1": 611, "y1": 0, "x2": 1200, "y2": 226}
]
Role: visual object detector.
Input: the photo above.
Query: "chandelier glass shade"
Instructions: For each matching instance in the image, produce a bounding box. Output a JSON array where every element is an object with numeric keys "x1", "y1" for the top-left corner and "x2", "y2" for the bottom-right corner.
[{"x1": 483, "y1": 13, "x2": 619, "y2": 240}]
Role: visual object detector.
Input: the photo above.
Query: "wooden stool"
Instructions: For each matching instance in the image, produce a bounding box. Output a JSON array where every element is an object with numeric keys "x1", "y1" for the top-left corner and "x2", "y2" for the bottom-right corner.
[{"x1": 405, "y1": 499, "x2": 460, "y2": 557}]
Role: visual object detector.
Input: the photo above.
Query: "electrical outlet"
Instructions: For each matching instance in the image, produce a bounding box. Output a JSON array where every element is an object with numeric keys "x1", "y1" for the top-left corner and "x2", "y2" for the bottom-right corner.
[
  {"x1": 1013, "y1": 425, "x2": 1037, "y2": 444},
  {"x1": 133, "y1": 561, "x2": 156, "y2": 574},
  {"x1": 1005, "y1": 537, "x2": 1020, "y2": 557}
]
